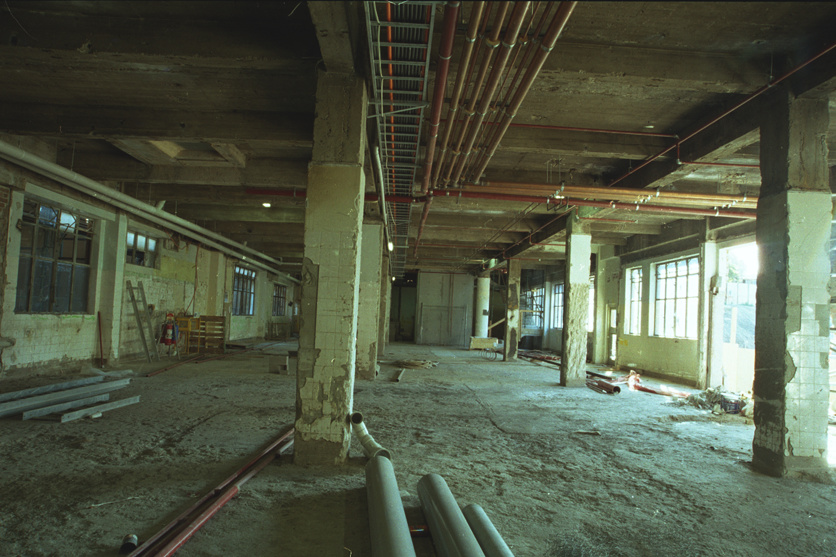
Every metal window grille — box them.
[552,283,564,328]
[232,266,256,316]
[15,199,93,314]
[126,229,158,268]
[272,284,287,317]
[625,267,642,335]
[653,256,699,339]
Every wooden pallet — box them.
[188,316,226,354]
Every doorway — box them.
[718,242,758,392]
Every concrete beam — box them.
[308,1,358,74]
[3,102,313,144]
[173,204,305,224]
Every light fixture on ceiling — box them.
[391,276,396,282]
[387,241,394,252]
[262,202,271,208]
[644,124,655,129]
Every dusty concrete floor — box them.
[1,341,835,557]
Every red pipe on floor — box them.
[129,428,294,557]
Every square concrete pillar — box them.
[503,258,521,361]
[753,90,831,476]
[561,213,591,387]
[378,253,391,358]
[295,72,367,466]
[697,240,717,390]
[356,221,383,380]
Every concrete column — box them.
[561,213,591,387]
[753,90,831,477]
[357,221,383,380]
[98,213,127,363]
[296,71,367,466]
[697,239,717,389]
[474,276,490,338]
[503,259,521,361]
[378,253,391,358]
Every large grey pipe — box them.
[365,455,416,557]
[350,412,392,460]
[0,139,299,282]
[417,474,485,557]
[462,504,514,557]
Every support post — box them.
[378,253,391,358]
[295,71,367,466]
[474,275,490,338]
[503,259,521,361]
[753,88,831,476]
[561,211,591,387]
[697,238,718,389]
[357,221,383,380]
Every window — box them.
[272,284,287,316]
[521,286,544,328]
[126,229,157,267]
[232,266,256,316]
[15,200,92,314]
[552,283,564,328]
[653,256,699,339]
[625,267,643,335]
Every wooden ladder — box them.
[126,280,160,362]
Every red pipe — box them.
[608,39,836,188]
[421,1,461,194]
[471,2,577,182]
[444,2,510,186]
[451,1,531,185]
[130,428,294,557]
[431,2,485,189]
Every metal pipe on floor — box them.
[351,412,392,460]
[462,504,514,557]
[366,455,417,557]
[417,473,486,557]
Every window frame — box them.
[552,282,564,329]
[521,286,545,329]
[652,255,700,339]
[126,228,159,268]
[15,199,93,315]
[232,266,256,316]
[625,266,643,335]
[272,284,287,317]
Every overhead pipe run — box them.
[431,2,486,190]
[366,455,417,557]
[0,139,299,283]
[351,412,392,460]
[421,1,461,194]
[470,1,577,183]
[418,473,486,557]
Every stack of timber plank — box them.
[0,376,139,422]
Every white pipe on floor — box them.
[350,412,392,460]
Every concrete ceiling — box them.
[1,1,834,276]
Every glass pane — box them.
[76,238,91,264]
[59,236,75,261]
[21,200,37,223]
[71,266,90,313]
[127,231,135,247]
[665,299,675,336]
[675,298,686,337]
[689,257,699,275]
[37,229,56,258]
[137,235,146,249]
[31,259,53,312]
[39,206,57,227]
[133,249,146,266]
[19,224,34,256]
[676,275,687,298]
[15,256,32,312]
[688,274,698,297]
[686,298,698,338]
[148,238,156,252]
[656,277,665,300]
[654,300,664,335]
[59,212,76,231]
[677,259,686,276]
[53,262,72,313]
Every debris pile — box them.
[393,360,438,369]
[678,387,750,415]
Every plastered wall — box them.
[415,272,474,347]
